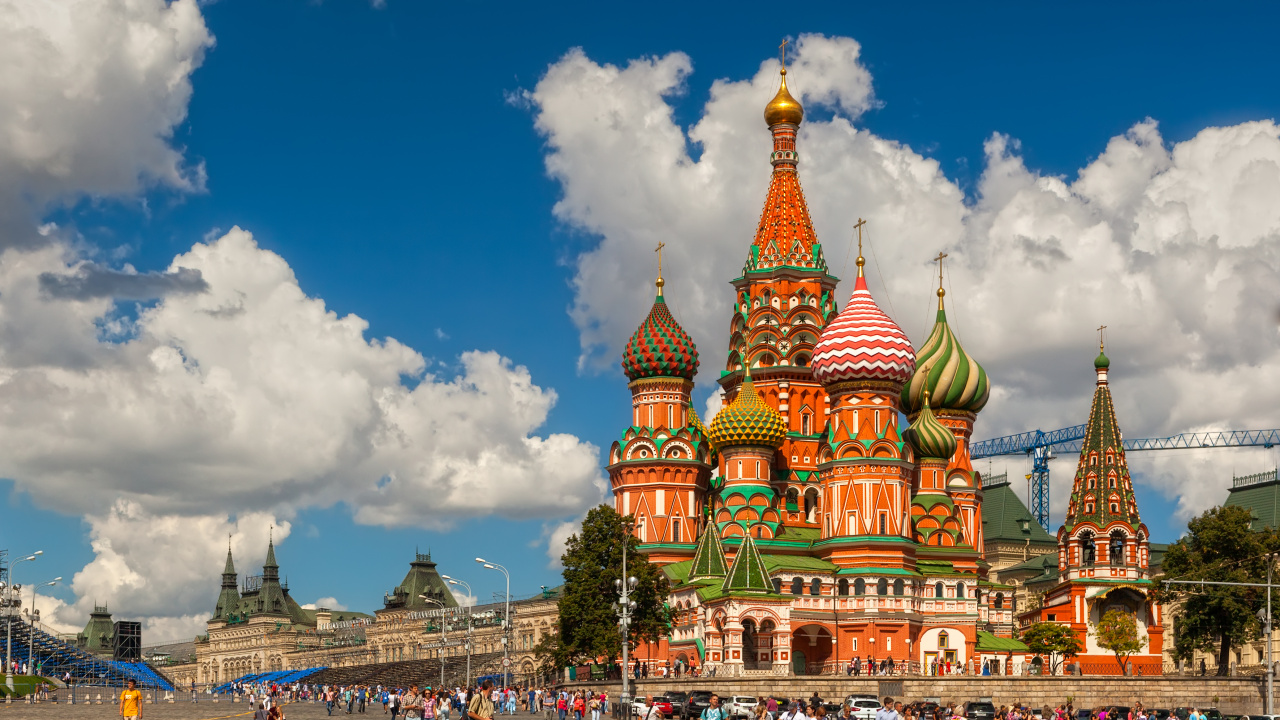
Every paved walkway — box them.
[0,699,368,720]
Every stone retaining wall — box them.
[563,677,1266,715]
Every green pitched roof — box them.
[1226,475,1280,531]
[761,553,837,574]
[976,630,1028,652]
[981,479,1056,545]
[689,526,729,580]
[383,552,458,610]
[722,531,773,593]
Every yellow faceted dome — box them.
[708,373,787,450]
[764,69,804,127]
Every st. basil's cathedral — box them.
[608,64,1165,676]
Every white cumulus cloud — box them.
[528,36,1280,525]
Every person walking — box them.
[469,681,497,720]
[120,679,144,720]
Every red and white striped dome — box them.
[812,274,916,386]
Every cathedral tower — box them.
[810,245,917,570]
[721,63,840,531]
[213,541,241,621]
[609,263,713,563]
[900,263,990,573]
[708,369,788,540]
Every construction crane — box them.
[970,426,1280,532]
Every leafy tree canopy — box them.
[1095,608,1147,675]
[1159,505,1280,675]
[1021,622,1082,672]
[541,505,671,669]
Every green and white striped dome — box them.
[903,390,957,461]
[902,294,989,415]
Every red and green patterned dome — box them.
[621,288,700,381]
[902,290,989,414]
[708,372,787,450]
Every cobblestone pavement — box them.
[0,699,367,720]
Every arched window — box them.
[957,582,965,599]
[810,578,822,596]
[1110,476,1117,488]
[854,578,866,595]
[771,578,783,594]
[877,578,888,596]
[893,579,905,596]
[801,411,812,436]
[935,582,944,598]
[1081,531,1096,565]
[994,592,1004,609]
[790,577,803,595]
[1110,531,1126,565]
[938,631,949,649]
[838,579,849,596]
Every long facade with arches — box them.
[609,64,1031,677]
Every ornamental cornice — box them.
[826,379,905,397]
[628,377,695,393]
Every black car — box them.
[685,692,714,720]
[1150,712,1173,720]
[964,703,997,720]
[665,693,688,719]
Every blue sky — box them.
[3,1,1280,638]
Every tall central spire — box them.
[747,61,826,274]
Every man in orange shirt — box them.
[120,679,143,720]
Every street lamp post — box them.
[419,595,447,689]
[4,551,42,692]
[442,576,473,689]
[613,522,637,717]
[476,559,510,688]
[26,579,61,678]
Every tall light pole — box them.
[26,578,61,677]
[442,576,473,689]
[476,559,510,688]
[419,595,447,689]
[4,551,41,692]
[613,522,637,716]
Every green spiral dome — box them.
[902,300,989,414]
[903,390,958,461]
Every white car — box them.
[848,700,881,720]
[723,697,758,720]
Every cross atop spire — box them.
[655,241,666,295]
[934,251,949,308]
[779,38,789,70]
[1098,324,1107,351]
[853,218,867,277]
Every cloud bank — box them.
[528,34,1280,526]
[1,0,605,640]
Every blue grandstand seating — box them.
[0,618,174,690]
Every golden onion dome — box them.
[764,69,804,127]
[708,371,787,450]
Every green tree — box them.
[1021,622,1082,673]
[1158,505,1279,675]
[545,505,670,668]
[1094,609,1147,675]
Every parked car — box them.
[963,703,997,720]
[1149,711,1173,720]
[846,696,880,705]
[685,692,715,720]
[665,693,688,719]
[1205,710,1225,720]
[633,697,673,718]
[850,700,882,720]
[723,697,758,719]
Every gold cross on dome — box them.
[655,241,665,276]
[934,251,949,288]
[779,39,789,68]
[853,217,866,256]
[1098,324,1107,351]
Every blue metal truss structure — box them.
[971,427,1280,532]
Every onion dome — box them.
[708,370,787,450]
[903,390,957,461]
[901,286,990,414]
[1095,350,1110,369]
[811,256,916,386]
[621,280,699,381]
[764,68,804,127]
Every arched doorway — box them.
[790,624,833,675]
[742,619,759,670]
